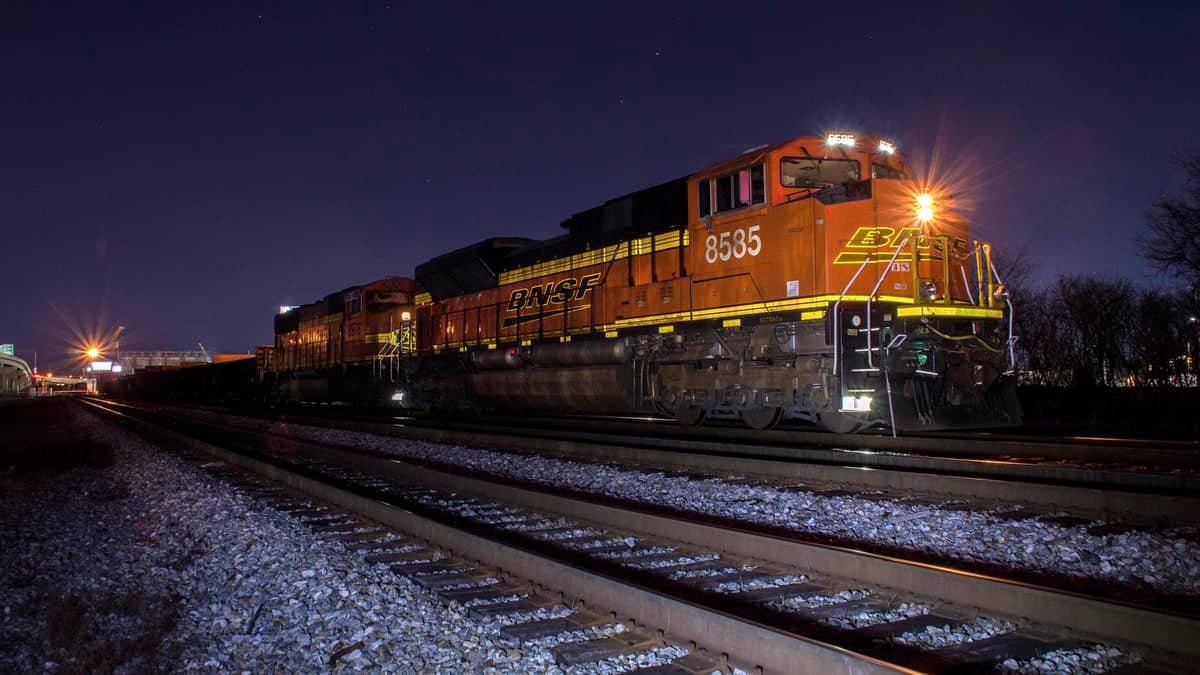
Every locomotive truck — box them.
[264,132,1021,433]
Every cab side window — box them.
[698,163,766,217]
[344,290,362,315]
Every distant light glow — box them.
[279,305,299,315]
[826,133,855,148]
[86,347,100,359]
[878,140,895,154]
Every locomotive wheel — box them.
[674,404,706,427]
[818,411,864,434]
[741,406,783,430]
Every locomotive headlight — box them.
[841,395,872,412]
[391,390,406,402]
[920,280,938,300]
[915,193,934,223]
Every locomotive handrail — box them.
[961,242,997,308]
[988,258,1018,374]
[831,251,877,392]
[960,240,1018,372]
[959,265,975,305]
[865,234,913,370]
[883,332,908,437]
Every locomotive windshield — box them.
[871,163,907,179]
[780,157,861,188]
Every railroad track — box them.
[148,398,1200,524]
[82,398,1197,673]
[245,404,1200,468]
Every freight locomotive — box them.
[263,132,1021,433]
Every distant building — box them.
[115,349,212,374]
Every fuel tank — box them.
[468,364,637,414]
[528,340,629,366]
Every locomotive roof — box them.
[415,237,537,301]
[692,133,896,178]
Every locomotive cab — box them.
[666,132,1020,432]
[265,277,420,406]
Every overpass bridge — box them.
[0,353,33,396]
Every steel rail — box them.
[398,419,1200,492]
[84,398,1200,660]
[243,407,1200,523]
[159,399,1200,466]
[367,408,1200,467]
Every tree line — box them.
[1000,148,1200,388]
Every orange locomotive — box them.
[267,276,421,403]
[268,132,1020,432]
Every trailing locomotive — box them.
[263,132,1021,433]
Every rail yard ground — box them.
[3,396,1198,672]
[0,399,179,671]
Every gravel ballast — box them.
[205,412,1200,600]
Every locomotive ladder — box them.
[374,322,418,383]
[375,341,399,382]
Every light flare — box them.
[47,298,126,373]
[888,113,1017,243]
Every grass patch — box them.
[0,399,115,473]
[42,590,179,673]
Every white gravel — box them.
[821,602,929,630]
[999,645,1139,673]
[775,588,872,610]
[892,616,1016,648]
[207,411,1200,598]
[0,409,696,673]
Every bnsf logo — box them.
[507,273,602,311]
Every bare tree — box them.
[991,243,1037,302]
[1138,149,1200,290]
[1128,288,1186,386]
[1013,285,1072,385]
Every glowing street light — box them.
[86,347,101,360]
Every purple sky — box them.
[3,2,1198,370]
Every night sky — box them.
[3,2,1198,370]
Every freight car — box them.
[104,355,258,403]
[263,132,1021,433]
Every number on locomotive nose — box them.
[705,225,762,264]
